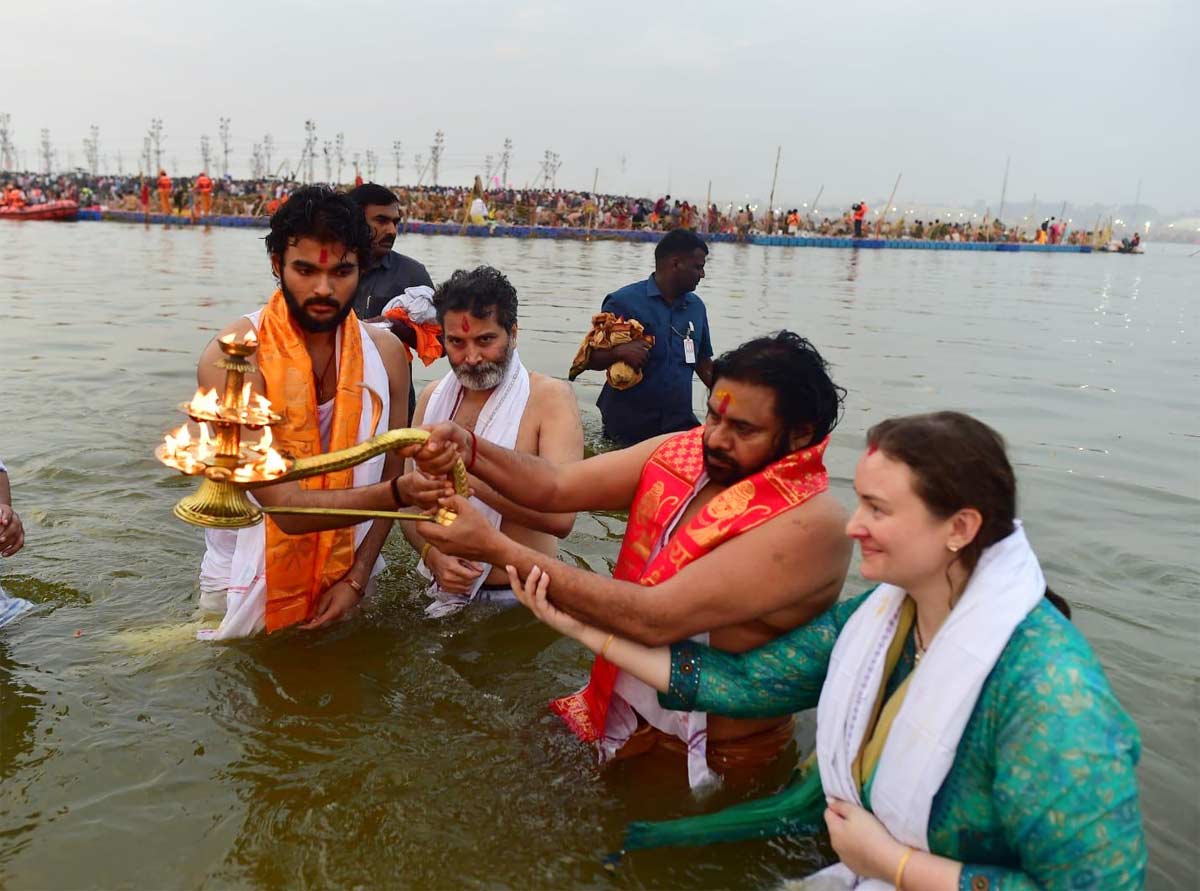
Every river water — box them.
[0,222,1195,889]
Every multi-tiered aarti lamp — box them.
[157,331,466,529]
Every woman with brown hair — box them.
[508,412,1145,889]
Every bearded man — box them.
[401,265,583,616]
[195,185,443,639]
[416,332,851,787]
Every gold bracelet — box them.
[600,632,615,660]
[894,847,914,891]
[420,541,433,564]
[344,577,365,598]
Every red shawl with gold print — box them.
[550,426,830,741]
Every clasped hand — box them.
[0,504,24,558]
[823,797,908,882]
[410,421,472,478]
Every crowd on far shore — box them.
[2,169,1113,246]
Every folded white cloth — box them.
[380,286,437,325]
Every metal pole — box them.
[766,145,781,232]
[997,155,1010,225]
[876,172,902,236]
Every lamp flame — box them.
[189,387,221,416]
[241,382,252,408]
[219,333,236,345]
[233,466,256,482]
[253,393,273,412]
[259,447,289,478]
[197,423,215,460]
[243,330,258,346]
[254,426,274,452]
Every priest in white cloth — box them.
[401,265,583,617]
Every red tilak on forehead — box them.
[318,248,328,264]
[714,389,732,415]
[460,316,470,333]
[867,443,879,456]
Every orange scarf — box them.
[550,427,830,740]
[257,289,365,631]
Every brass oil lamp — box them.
[157,331,466,528]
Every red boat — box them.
[0,200,79,221]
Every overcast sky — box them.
[3,0,1195,213]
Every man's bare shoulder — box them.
[213,316,257,342]
[527,372,575,404]
[364,322,406,365]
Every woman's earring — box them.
[947,543,960,553]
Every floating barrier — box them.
[76,210,1092,253]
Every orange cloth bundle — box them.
[568,312,654,390]
[382,307,444,367]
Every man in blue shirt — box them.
[588,230,714,446]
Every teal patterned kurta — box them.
[659,592,1146,890]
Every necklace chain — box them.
[313,348,336,401]
[914,621,926,663]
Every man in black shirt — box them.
[349,183,436,418]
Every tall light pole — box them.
[200,134,212,173]
[302,119,317,183]
[262,133,274,177]
[365,149,377,181]
[250,143,264,179]
[500,137,512,188]
[430,130,444,185]
[0,113,13,171]
[148,117,164,171]
[218,117,232,178]
[83,124,100,174]
[40,128,53,174]
[334,132,345,184]
[322,140,333,183]
[392,140,403,186]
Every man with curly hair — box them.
[194,186,444,639]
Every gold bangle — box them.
[345,577,365,598]
[420,541,433,564]
[894,847,914,891]
[600,632,615,660]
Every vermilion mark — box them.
[867,443,878,456]
[318,248,328,264]
[460,316,470,333]
[715,390,732,414]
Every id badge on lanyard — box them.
[683,321,696,365]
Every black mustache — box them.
[303,299,339,310]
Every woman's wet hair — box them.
[711,331,845,444]
[264,185,373,270]
[866,411,1069,617]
